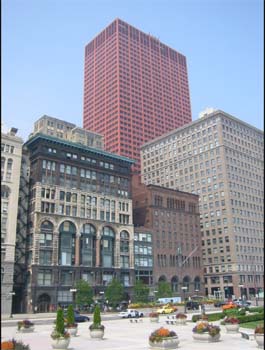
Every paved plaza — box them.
[1,314,258,350]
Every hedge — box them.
[247,307,264,314]
[237,313,264,323]
[223,308,246,316]
[192,312,225,322]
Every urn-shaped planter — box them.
[65,326,78,337]
[192,333,221,342]
[51,337,70,349]
[150,317,159,323]
[176,318,187,325]
[255,334,264,349]
[90,328,104,339]
[18,326,35,333]
[149,336,179,349]
[224,324,239,333]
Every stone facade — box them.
[21,124,135,312]
[1,128,23,316]
[140,110,264,299]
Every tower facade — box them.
[140,110,264,300]
[83,18,192,170]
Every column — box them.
[75,234,80,266]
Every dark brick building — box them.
[132,175,204,298]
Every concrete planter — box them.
[176,318,187,325]
[255,334,264,349]
[18,326,35,333]
[65,326,78,336]
[51,337,70,349]
[90,328,104,339]
[150,317,159,323]
[192,333,221,342]
[149,336,179,349]
[224,324,239,333]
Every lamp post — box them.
[9,292,16,318]
[70,288,77,310]
[181,286,188,313]
[238,284,244,301]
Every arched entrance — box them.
[37,294,51,312]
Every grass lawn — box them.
[240,321,264,329]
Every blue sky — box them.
[2,0,264,140]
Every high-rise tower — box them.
[83,18,192,170]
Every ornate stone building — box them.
[21,118,135,312]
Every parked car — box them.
[186,301,199,310]
[156,305,175,314]
[64,310,90,323]
[214,300,226,307]
[222,302,238,310]
[118,309,144,318]
[234,300,251,308]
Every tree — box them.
[75,279,93,307]
[133,280,150,303]
[157,281,172,298]
[105,278,124,307]
[66,304,75,326]
[55,308,65,335]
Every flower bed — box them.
[149,328,179,349]
[1,339,30,350]
[17,320,34,332]
[192,322,221,342]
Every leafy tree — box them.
[105,278,124,307]
[55,308,65,335]
[133,280,150,303]
[75,279,93,307]
[157,281,172,298]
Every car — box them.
[235,300,251,308]
[118,309,144,318]
[64,310,90,323]
[156,305,175,314]
[186,301,199,310]
[214,301,226,307]
[222,302,238,310]
[165,303,178,312]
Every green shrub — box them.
[223,308,246,316]
[93,304,101,326]
[192,312,225,322]
[66,304,75,325]
[55,308,65,335]
[247,307,264,314]
[237,313,264,323]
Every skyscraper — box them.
[140,110,264,300]
[83,18,192,170]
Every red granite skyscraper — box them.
[83,19,192,170]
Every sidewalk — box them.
[1,315,256,350]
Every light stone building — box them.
[141,110,264,300]
[1,128,23,316]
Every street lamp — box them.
[181,286,188,313]
[238,284,244,301]
[9,292,15,318]
[70,288,77,309]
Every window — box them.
[39,250,52,265]
[37,270,52,285]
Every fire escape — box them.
[13,155,30,313]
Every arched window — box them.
[101,226,115,268]
[59,221,76,266]
[183,276,190,292]
[171,276,179,292]
[120,230,129,268]
[80,224,96,266]
[194,276,201,291]
[120,231,129,253]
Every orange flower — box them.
[157,328,170,337]
[1,341,14,350]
